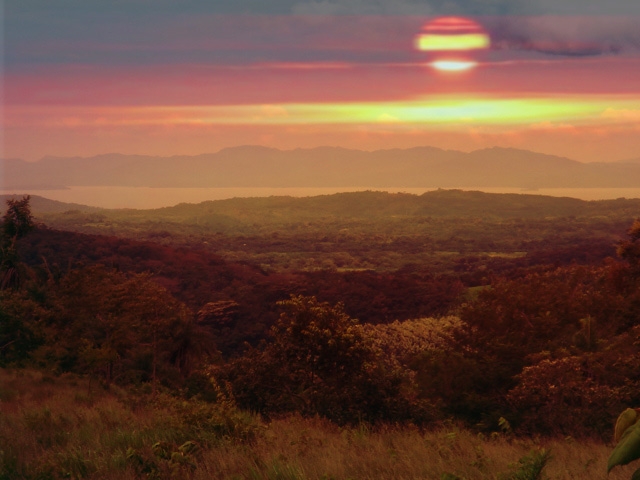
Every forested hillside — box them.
[8,190,629,276]
[3,192,640,478]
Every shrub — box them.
[221,295,430,424]
[506,355,627,437]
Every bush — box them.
[221,295,431,424]
[506,354,628,437]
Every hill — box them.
[27,190,628,286]
[0,194,101,214]
[5,190,640,446]
[5,146,640,188]
[38,189,640,229]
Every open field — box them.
[0,368,635,480]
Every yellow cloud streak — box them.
[8,95,640,129]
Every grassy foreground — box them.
[0,369,634,480]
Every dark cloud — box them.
[486,17,640,57]
[7,0,640,17]
[3,13,423,69]
[290,0,640,15]
[4,0,640,71]
[5,0,297,16]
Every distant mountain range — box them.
[4,146,640,189]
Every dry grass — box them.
[196,417,636,480]
[0,368,637,480]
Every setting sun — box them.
[415,17,490,73]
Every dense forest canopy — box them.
[3,190,640,440]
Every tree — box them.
[0,196,35,289]
[222,295,427,424]
[2,195,34,241]
[42,265,213,387]
[0,292,43,365]
[506,354,627,437]
[616,219,640,290]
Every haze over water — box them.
[2,186,640,210]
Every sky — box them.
[3,0,640,163]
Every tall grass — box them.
[0,368,636,479]
[199,418,631,480]
[0,368,259,479]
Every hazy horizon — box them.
[5,144,639,165]
[4,1,640,166]
[5,186,640,210]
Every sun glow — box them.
[430,60,477,72]
[10,95,637,129]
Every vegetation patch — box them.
[4,193,640,478]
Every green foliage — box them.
[23,407,72,448]
[615,408,640,443]
[222,295,427,424]
[451,260,640,433]
[7,197,640,439]
[573,315,598,352]
[0,293,42,366]
[498,417,512,435]
[0,369,265,479]
[410,348,485,419]
[169,396,261,444]
[39,190,627,279]
[362,316,464,366]
[617,219,640,274]
[1,196,35,290]
[37,265,214,387]
[500,448,551,480]
[507,355,627,436]
[248,460,305,480]
[0,447,20,480]
[609,409,640,473]
[127,439,198,479]
[459,265,617,365]
[2,195,34,241]
[54,447,96,479]
[1,367,636,479]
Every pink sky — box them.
[4,14,640,162]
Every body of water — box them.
[2,186,640,210]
